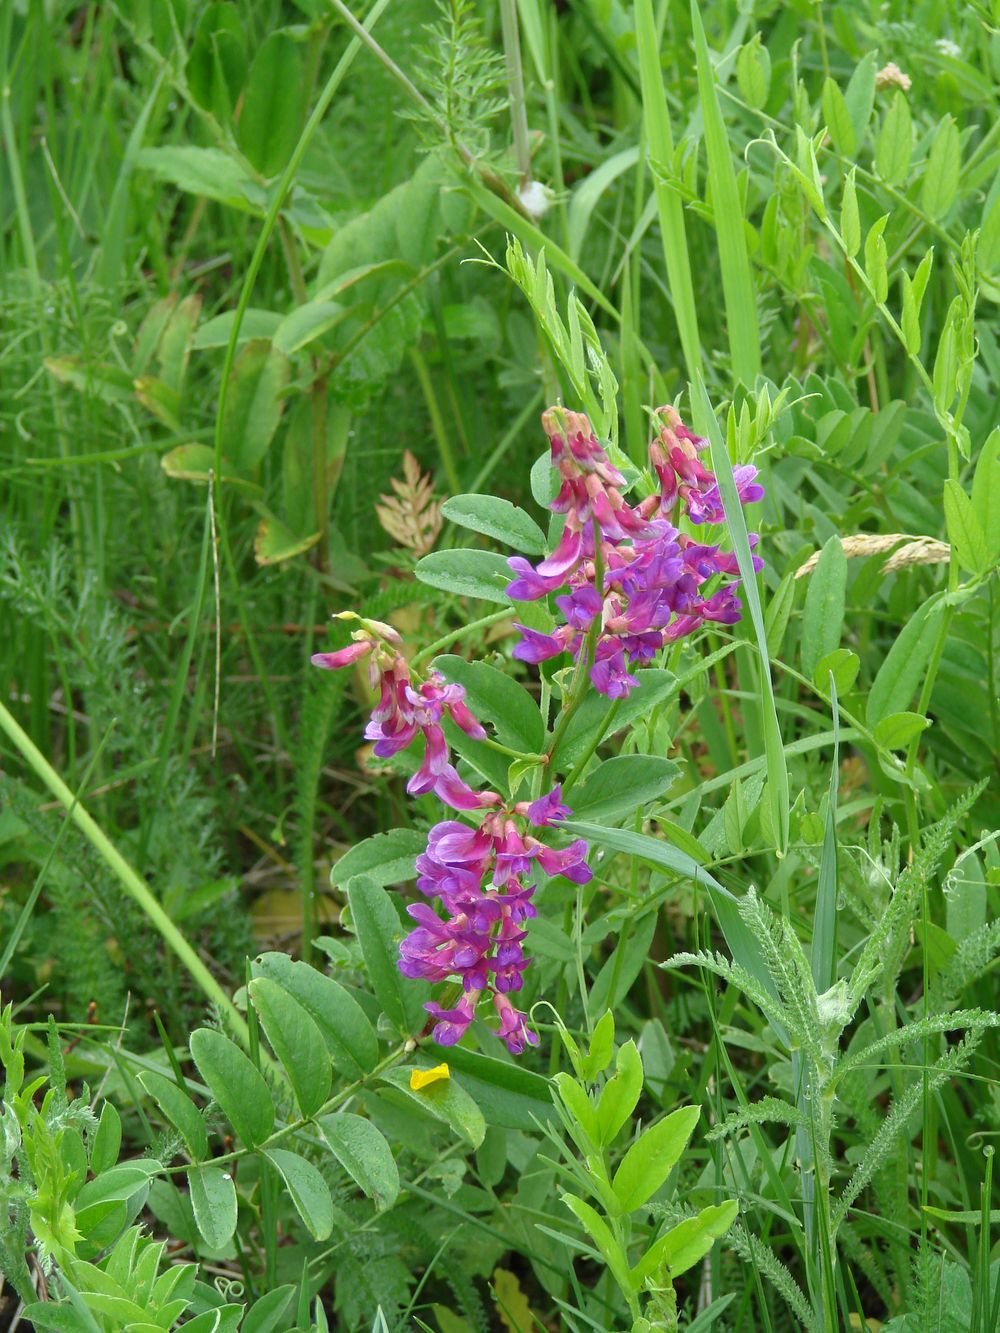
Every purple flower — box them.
[425,994,478,1046]
[511,623,569,664]
[493,993,538,1055]
[590,639,641,699]
[525,785,572,827]
[311,640,372,670]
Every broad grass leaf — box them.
[611,1105,700,1214]
[138,1071,208,1161]
[876,92,912,185]
[379,1066,486,1147]
[570,756,679,824]
[434,655,544,754]
[694,374,788,856]
[567,146,641,261]
[866,595,940,727]
[415,550,513,605]
[189,1028,274,1147]
[347,876,429,1036]
[329,828,425,890]
[248,977,332,1117]
[186,4,247,122]
[317,1112,399,1210]
[801,535,847,679]
[563,820,784,1034]
[691,1,760,382]
[221,340,290,473]
[921,117,961,221]
[251,952,379,1078]
[440,494,546,554]
[188,1166,237,1250]
[635,0,701,378]
[262,1148,334,1240]
[272,300,349,355]
[239,32,304,178]
[630,1201,738,1286]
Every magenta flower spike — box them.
[505,405,765,699]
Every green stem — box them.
[0,700,246,1041]
[409,346,461,495]
[162,1042,408,1175]
[499,0,531,185]
[410,609,513,668]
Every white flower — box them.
[517,180,555,220]
[936,38,961,58]
[875,61,912,91]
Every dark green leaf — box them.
[347,876,429,1036]
[867,596,941,728]
[248,977,332,1117]
[251,952,379,1078]
[239,32,303,178]
[571,755,679,824]
[876,92,912,185]
[379,1066,486,1147]
[189,1028,274,1147]
[801,536,847,679]
[139,1071,208,1161]
[434,655,544,754]
[262,1148,334,1240]
[221,340,290,473]
[188,1165,238,1251]
[317,1112,400,1210]
[440,495,546,554]
[630,1201,738,1286]
[329,828,425,890]
[414,549,513,604]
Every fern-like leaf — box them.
[727,1222,818,1331]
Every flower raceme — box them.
[313,405,764,1053]
[312,615,591,1053]
[507,406,764,699]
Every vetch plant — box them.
[313,401,765,1054]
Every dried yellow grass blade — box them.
[795,534,950,578]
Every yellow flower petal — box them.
[409,1063,450,1090]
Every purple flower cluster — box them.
[313,618,591,1054]
[313,619,499,813]
[400,789,590,1053]
[507,407,764,699]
